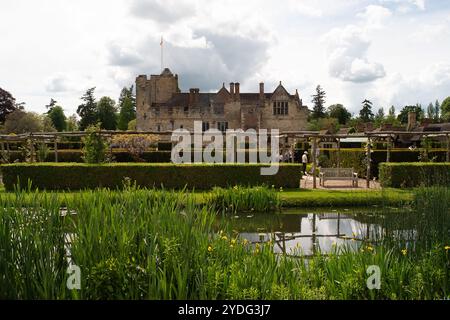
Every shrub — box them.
[1,163,303,191]
[379,162,450,188]
[82,124,109,163]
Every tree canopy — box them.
[397,105,425,124]
[359,99,374,122]
[97,96,117,130]
[310,85,326,119]
[77,87,98,131]
[0,87,18,124]
[327,104,351,125]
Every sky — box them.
[1,0,450,117]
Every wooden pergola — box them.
[1,130,449,189]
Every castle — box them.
[136,68,309,132]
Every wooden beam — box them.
[54,139,58,163]
[312,137,317,189]
[447,134,450,162]
[366,137,371,189]
[386,136,391,163]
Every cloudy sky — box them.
[1,0,450,116]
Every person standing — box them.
[302,151,308,175]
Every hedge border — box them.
[379,162,450,188]
[1,163,303,191]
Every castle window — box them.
[217,121,228,133]
[170,120,174,130]
[273,101,289,115]
[184,106,189,113]
[202,121,210,132]
[213,104,224,115]
[156,124,161,132]
[155,107,160,116]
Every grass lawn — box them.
[278,188,414,208]
[0,185,414,208]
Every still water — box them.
[221,209,408,257]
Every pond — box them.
[220,208,415,257]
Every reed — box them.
[0,186,448,299]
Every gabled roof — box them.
[271,82,290,98]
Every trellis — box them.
[1,130,449,189]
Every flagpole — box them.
[160,36,163,73]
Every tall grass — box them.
[204,185,281,214]
[0,186,448,299]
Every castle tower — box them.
[136,68,179,130]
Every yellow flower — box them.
[366,246,374,252]
[231,239,237,245]
[243,239,249,245]
[221,235,228,241]
[279,187,283,192]
[233,185,238,190]
[401,249,407,256]
[230,244,234,248]
[444,246,450,251]
[208,245,213,252]
[271,185,275,189]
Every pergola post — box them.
[447,134,450,162]
[54,138,58,163]
[386,136,391,163]
[337,137,341,174]
[366,137,371,189]
[29,135,35,163]
[312,137,317,189]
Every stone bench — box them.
[319,168,358,187]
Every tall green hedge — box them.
[379,162,450,188]
[1,163,303,191]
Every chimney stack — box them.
[230,83,235,95]
[235,82,240,100]
[259,82,264,101]
[189,88,195,105]
[407,111,417,131]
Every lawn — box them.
[0,185,414,209]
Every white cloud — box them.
[322,25,386,83]
[368,63,450,108]
[379,0,426,11]
[409,23,450,42]
[357,5,392,29]
[45,75,71,93]
[129,0,196,24]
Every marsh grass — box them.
[204,185,281,214]
[0,185,448,299]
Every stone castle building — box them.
[136,68,309,132]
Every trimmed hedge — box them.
[1,163,303,191]
[379,162,450,188]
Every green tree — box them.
[434,100,441,121]
[118,96,136,130]
[66,114,79,131]
[426,102,435,120]
[47,105,66,131]
[127,119,137,131]
[327,104,351,125]
[4,110,43,133]
[374,107,385,127]
[441,97,450,121]
[0,87,18,124]
[97,96,117,130]
[388,105,395,117]
[311,85,326,119]
[397,104,425,124]
[82,124,108,163]
[77,87,98,131]
[359,99,374,122]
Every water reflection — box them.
[228,212,387,257]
